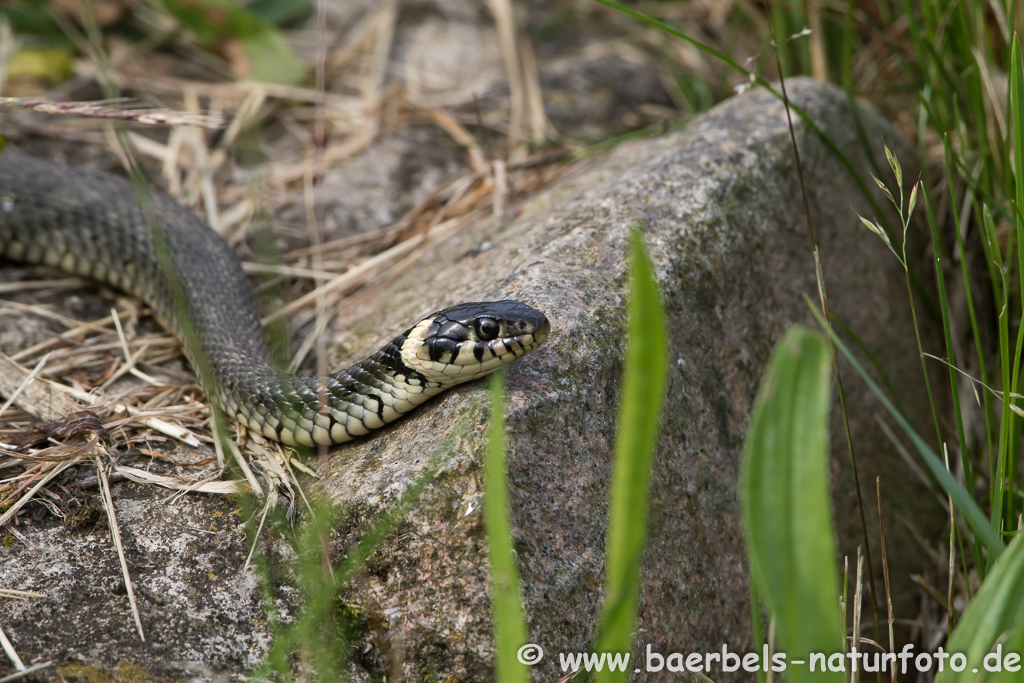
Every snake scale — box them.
[0,154,549,447]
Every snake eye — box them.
[476,318,499,341]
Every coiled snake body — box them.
[0,154,549,447]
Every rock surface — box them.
[0,487,272,680]
[313,77,943,679]
[0,78,945,681]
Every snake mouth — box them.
[534,317,551,344]
[521,316,550,352]
[502,305,549,356]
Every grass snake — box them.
[0,154,549,447]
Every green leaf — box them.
[594,227,668,683]
[936,536,1024,682]
[246,0,313,25]
[485,370,529,683]
[159,0,304,84]
[239,29,305,85]
[161,0,264,42]
[740,326,844,683]
[7,47,75,85]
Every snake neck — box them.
[222,334,447,447]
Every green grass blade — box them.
[1002,33,1024,545]
[594,228,668,682]
[254,501,346,680]
[921,185,972,496]
[809,304,1004,556]
[740,326,844,683]
[591,0,885,224]
[830,315,908,419]
[485,369,529,683]
[936,151,989,575]
[252,466,440,679]
[936,536,1024,682]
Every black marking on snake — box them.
[376,338,429,388]
[364,394,385,421]
[437,320,463,339]
[429,338,457,363]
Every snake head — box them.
[400,300,550,384]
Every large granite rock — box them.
[0,78,944,680]
[316,77,943,678]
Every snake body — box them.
[0,154,549,446]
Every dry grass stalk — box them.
[288,296,332,375]
[243,495,275,571]
[16,336,177,366]
[326,3,391,75]
[0,355,51,423]
[0,278,88,295]
[361,0,397,101]
[110,405,201,448]
[0,97,224,128]
[0,19,14,96]
[943,445,956,645]
[418,103,487,173]
[0,459,77,528]
[240,261,336,281]
[108,308,166,389]
[95,455,145,641]
[806,0,827,82]
[125,75,366,116]
[876,476,896,683]
[0,590,42,600]
[488,0,524,150]
[269,108,382,186]
[261,213,469,327]
[43,378,204,449]
[0,621,24,671]
[0,661,54,682]
[517,33,553,142]
[0,352,80,423]
[0,296,110,334]
[493,159,508,219]
[909,574,958,616]
[221,428,263,497]
[9,314,121,364]
[117,465,239,495]
[852,545,863,666]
